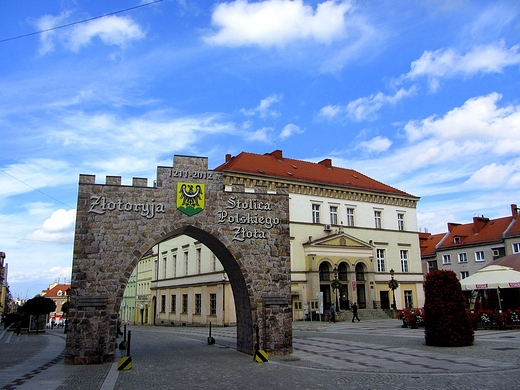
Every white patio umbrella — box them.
[460,265,520,290]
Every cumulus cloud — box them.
[279,123,304,139]
[318,87,415,122]
[240,94,283,119]
[203,0,352,47]
[245,127,274,142]
[36,13,145,54]
[403,92,520,145]
[399,42,520,92]
[356,136,392,153]
[25,209,76,244]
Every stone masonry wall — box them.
[65,155,292,364]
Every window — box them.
[458,253,467,263]
[454,237,460,244]
[397,213,405,231]
[427,261,438,271]
[161,295,166,312]
[460,271,469,279]
[404,291,413,308]
[210,293,217,316]
[319,263,331,281]
[346,208,355,226]
[212,254,217,272]
[442,254,451,265]
[294,301,302,310]
[162,255,167,279]
[312,204,320,224]
[184,251,189,276]
[330,206,338,225]
[195,294,201,314]
[376,249,386,272]
[196,248,202,274]
[172,253,177,278]
[171,295,176,313]
[400,250,409,273]
[475,251,485,262]
[182,294,188,313]
[374,210,382,229]
[513,242,520,254]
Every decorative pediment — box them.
[304,233,373,249]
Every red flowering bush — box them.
[424,270,474,347]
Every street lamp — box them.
[389,269,399,310]
[333,266,339,312]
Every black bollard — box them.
[207,322,215,345]
[127,330,131,357]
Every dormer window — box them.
[454,237,460,244]
[57,290,63,296]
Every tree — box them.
[20,295,57,334]
[424,270,474,347]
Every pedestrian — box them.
[117,317,124,337]
[329,304,336,323]
[351,302,360,322]
[16,321,22,336]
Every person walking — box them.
[329,304,336,323]
[351,302,360,322]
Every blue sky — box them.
[1,0,520,299]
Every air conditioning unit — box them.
[324,224,331,231]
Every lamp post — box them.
[389,269,398,310]
[333,266,339,312]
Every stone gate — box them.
[65,155,292,364]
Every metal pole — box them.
[127,330,131,357]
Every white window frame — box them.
[312,204,321,224]
[374,210,382,229]
[330,205,338,225]
[400,250,409,273]
[458,252,468,263]
[475,251,485,262]
[442,254,451,265]
[513,242,520,254]
[346,207,355,226]
[397,213,405,231]
[460,271,469,279]
[376,249,386,272]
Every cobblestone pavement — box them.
[1,319,520,389]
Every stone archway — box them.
[65,155,292,364]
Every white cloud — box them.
[36,14,145,54]
[403,93,520,144]
[26,209,76,244]
[245,127,273,142]
[400,42,520,91]
[240,94,283,119]
[464,161,520,189]
[318,87,415,122]
[279,123,304,139]
[204,0,352,47]
[357,136,392,153]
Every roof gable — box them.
[305,233,372,248]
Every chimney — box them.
[473,216,489,234]
[512,204,519,219]
[270,150,283,160]
[225,154,232,162]
[447,223,460,232]
[318,158,332,168]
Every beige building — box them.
[151,235,236,327]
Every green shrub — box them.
[424,270,474,346]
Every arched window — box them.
[355,263,365,281]
[338,262,348,281]
[319,262,331,281]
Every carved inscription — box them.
[217,196,280,242]
[88,196,166,219]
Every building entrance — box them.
[65,155,292,364]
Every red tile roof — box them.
[215,150,416,197]
[41,283,71,297]
[419,232,446,257]
[437,216,514,249]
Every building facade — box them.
[421,204,520,279]
[41,282,71,326]
[215,150,424,317]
